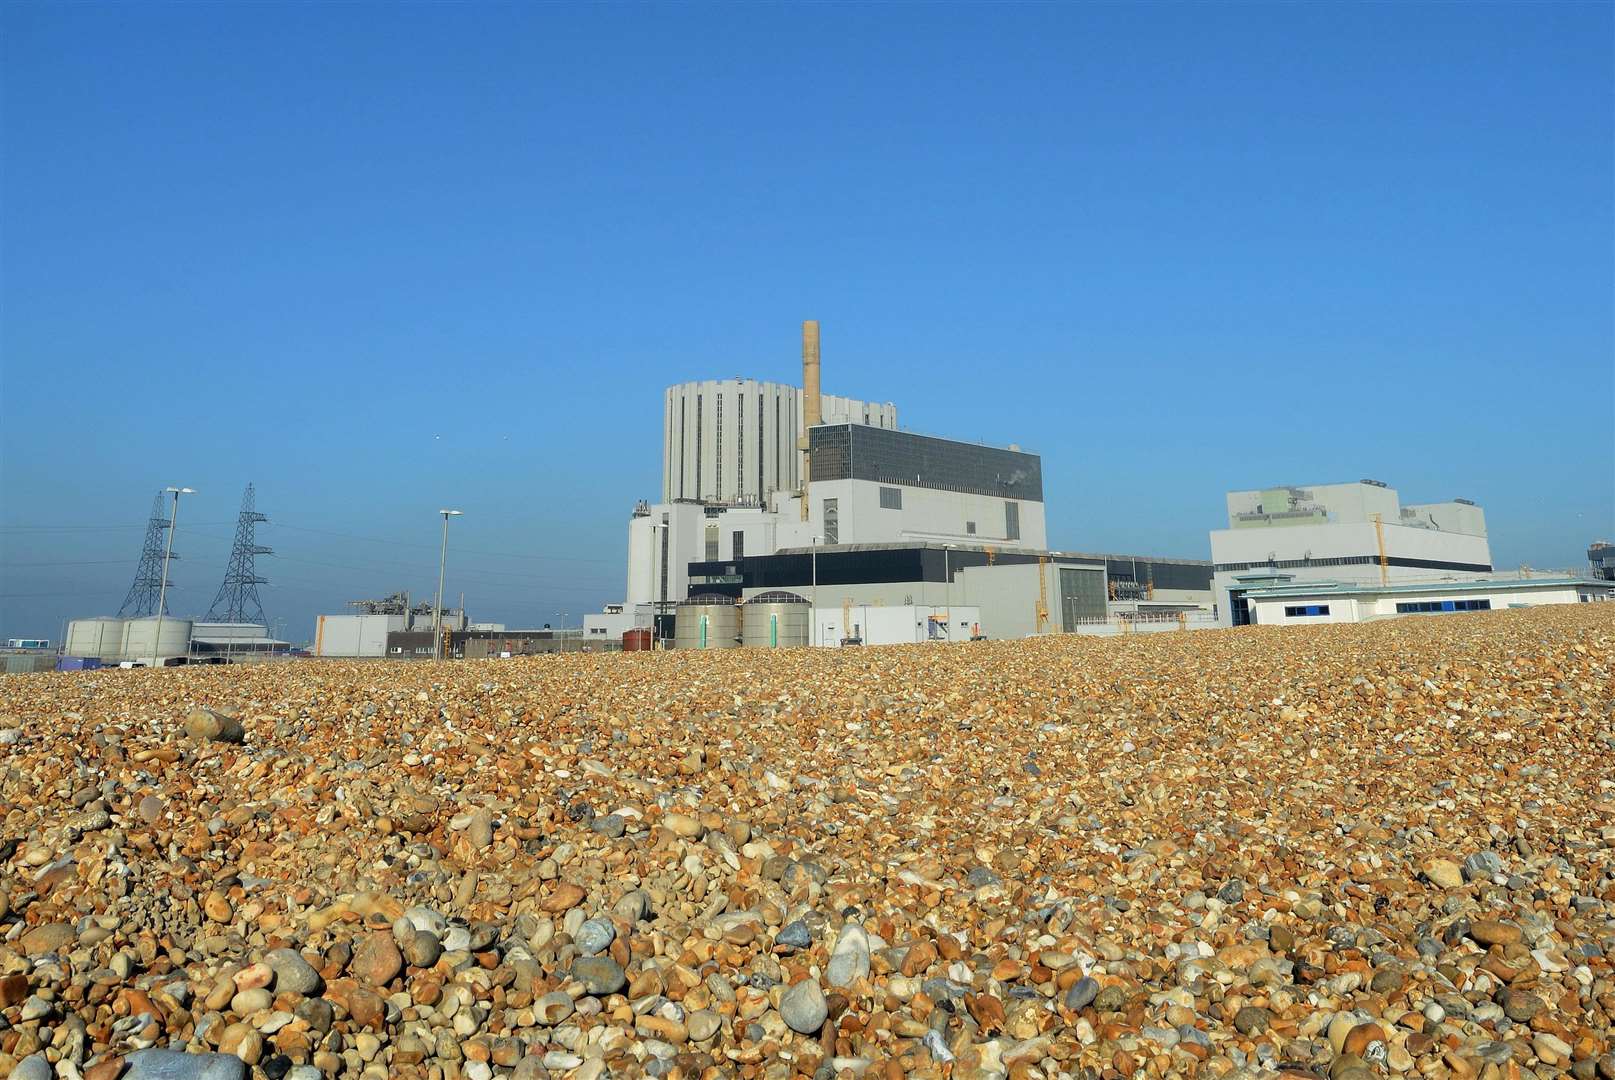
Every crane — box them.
[1036,556,1051,633]
[1371,513,1389,586]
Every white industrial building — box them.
[592,320,1213,646]
[1210,480,1493,627]
[312,602,468,658]
[663,378,896,506]
[1239,576,1612,626]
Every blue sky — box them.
[2,2,1611,641]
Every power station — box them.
[583,321,1215,647]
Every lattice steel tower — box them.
[205,483,272,623]
[118,493,173,617]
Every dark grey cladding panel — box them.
[1104,559,1214,592]
[810,425,1043,502]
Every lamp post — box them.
[433,509,463,661]
[152,487,196,667]
[811,535,821,646]
[647,522,666,649]
[554,612,568,654]
[943,544,958,615]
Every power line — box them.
[1,560,137,568]
[0,521,236,532]
[269,522,618,565]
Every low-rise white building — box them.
[582,603,642,643]
[815,604,982,647]
[1210,480,1493,626]
[1239,576,1612,626]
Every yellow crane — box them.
[1036,556,1051,633]
[1371,513,1389,586]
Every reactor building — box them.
[583,321,1213,647]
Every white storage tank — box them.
[120,617,193,664]
[65,618,126,660]
[673,596,740,650]
[741,592,810,648]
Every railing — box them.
[1062,611,1221,636]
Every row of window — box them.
[1284,604,1331,617]
[1396,599,1491,613]
[1217,555,1493,573]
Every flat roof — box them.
[771,541,1102,562]
[1243,577,1611,599]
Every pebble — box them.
[1233,1005,1269,1035]
[573,916,616,956]
[400,929,442,968]
[350,932,403,986]
[263,948,322,995]
[780,978,828,1034]
[776,919,812,950]
[591,813,626,838]
[1064,975,1099,1010]
[124,1049,247,1079]
[570,956,626,995]
[184,707,245,743]
[826,922,871,987]
[1463,850,1506,882]
[467,808,494,849]
[1470,918,1522,947]
[1423,857,1465,888]
[0,607,1608,1080]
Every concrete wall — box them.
[774,480,1047,551]
[814,604,980,647]
[314,614,405,657]
[662,380,897,505]
[1403,501,1486,536]
[957,562,1049,639]
[1227,482,1403,527]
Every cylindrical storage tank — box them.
[120,617,193,663]
[673,596,740,650]
[622,628,652,652]
[66,617,125,660]
[741,591,811,648]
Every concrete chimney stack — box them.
[802,320,822,430]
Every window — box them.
[807,424,1044,500]
[716,394,723,497]
[705,524,719,562]
[1395,598,1491,614]
[879,486,902,510]
[1283,604,1331,617]
[732,531,744,560]
[966,521,976,534]
[822,498,839,545]
[695,393,703,495]
[1215,555,1493,573]
[1005,501,1020,541]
